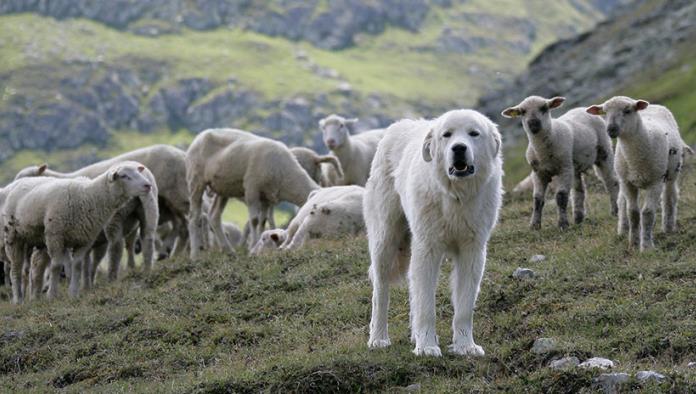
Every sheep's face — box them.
[14,164,48,180]
[587,96,648,138]
[319,115,357,150]
[110,165,152,196]
[501,96,565,135]
[423,110,501,181]
[251,229,286,255]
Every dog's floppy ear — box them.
[491,123,502,156]
[422,128,434,162]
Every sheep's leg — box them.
[594,162,620,217]
[662,180,679,233]
[409,239,444,357]
[107,238,124,282]
[530,172,548,230]
[188,183,207,260]
[622,182,640,249]
[171,215,189,257]
[285,216,312,250]
[82,253,93,291]
[555,171,572,230]
[3,261,10,287]
[617,190,628,235]
[640,184,662,252]
[209,194,235,256]
[68,248,88,299]
[572,171,586,225]
[8,243,27,304]
[266,206,276,229]
[245,194,265,249]
[21,253,30,301]
[46,238,71,301]
[125,231,137,270]
[449,241,485,356]
[29,249,50,301]
[91,243,107,285]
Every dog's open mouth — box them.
[449,162,475,178]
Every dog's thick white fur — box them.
[365,109,503,357]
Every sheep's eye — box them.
[443,129,453,138]
[540,105,548,113]
[469,130,480,137]
[520,109,527,115]
[622,108,631,115]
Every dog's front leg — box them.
[449,243,486,356]
[408,239,443,356]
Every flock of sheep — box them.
[0,94,691,354]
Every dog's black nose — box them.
[607,124,619,137]
[452,144,467,153]
[527,118,542,134]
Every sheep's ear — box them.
[586,105,605,116]
[422,128,434,162]
[635,100,649,111]
[346,118,358,124]
[501,107,521,118]
[110,171,121,181]
[270,233,279,242]
[137,165,145,173]
[548,97,565,109]
[37,163,48,175]
[318,118,326,129]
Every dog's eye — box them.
[622,108,631,115]
[468,130,480,137]
[443,129,453,138]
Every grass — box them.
[2,162,695,392]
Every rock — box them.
[531,338,557,354]
[635,370,665,382]
[593,373,629,394]
[404,383,421,391]
[529,254,546,263]
[688,362,696,368]
[549,356,580,370]
[579,357,615,370]
[513,267,535,279]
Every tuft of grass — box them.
[2,161,695,392]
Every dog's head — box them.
[422,110,501,182]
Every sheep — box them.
[3,163,153,303]
[279,185,365,250]
[319,114,385,186]
[209,221,244,250]
[250,229,288,255]
[15,144,189,255]
[502,96,619,229]
[186,128,320,258]
[587,96,692,251]
[290,146,344,186]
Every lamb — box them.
[15,144,189,255]
[587,96,692,251]
[290,147,344,186]
[186,128,320,258]
[279,185,365,250]
[502,96,620,229]
[3,163,153,303]
[250,229,287,255]
[319,114,385,186]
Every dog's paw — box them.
[367,338,391,349]
[413,345,442,357]
[448,343,485,357]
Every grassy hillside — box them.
[2,164,695,392]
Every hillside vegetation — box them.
[1,162,695,392]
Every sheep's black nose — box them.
[144,184,152,192]
[452,144,467,153]
[607,124,620,138]
[527,119,542,134]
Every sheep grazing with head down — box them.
[587,96,692,251]
[290,147,344,187]
[250,229,288,255]
[186,128,320,258]
[319,114,385,186]
[502,96,619,229]
[3,163,153,303]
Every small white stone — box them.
[532,338,557,354]
[636,370,665,382]
[513,267,535,279]
[529,254,546,263]
[579,357,615,370]
[549,356,580,370]
[688,362,696,368]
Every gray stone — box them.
[579,357,615,370]
[636,370,665,382]
[549,356,580,370]
[688,362,696,368]
[530,254,546,263]
[404,383,421,391]
[594,373,629,394]
[513,267,535,279]
[531,338,557,354]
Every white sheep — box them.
[250,229,287,255]
[209,221,244,250]
[290,146,344,186]
[280,185,365,250]
[502,96,619,229]
[587,96,692,251]
[3,163,153,303]
[186,128,320,258]
[16,144,189,255]
[319,114,385,186]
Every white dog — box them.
[365,109,503,357]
